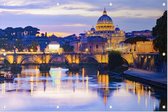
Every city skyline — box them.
[0,0,167,36]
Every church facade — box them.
[86,9,125,51]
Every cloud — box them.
[109,9,163,18]
[0,0,166,34]
[0,0,165,19]
[62,24,88,27]
[0,0,48,6]
[0,7,163,19]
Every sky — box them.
[0,0,167,36]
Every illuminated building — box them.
[126,30,153,38]
[123,41,157,53]
[45,41,63,53]
[81,36,107,53]
[86,8,125,51]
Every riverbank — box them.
[123,68,167,89]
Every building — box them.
[123,40,157,53]
[126,30,153,39]
[45,41,63,53]
[86,8,125,52]
[84,36,107,53]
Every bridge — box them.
[0,52,109,65]
[1,51,159,71]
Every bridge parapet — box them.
[0,52,109,64]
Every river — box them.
[0,66,166,111]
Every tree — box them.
[15,39,24,51]
[61,42,74,52]
[108,51,124,70]
[14,27,24,38]
[4,27,15,38]
[28,41,38,52]
[152,11,167,58]
[0,29,5,38]
[24,26,40,36]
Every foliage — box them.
[0,38,13,51]
[28,41,38,52]
[24,26,40,36]
[61,43,74,52]
[124,36,149,44]
[15,39,24,52]
[0,26,40,39]
[0,26,40,51]
[108,50,124,70]
[152,11,167,58]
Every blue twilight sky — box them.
[0,0,167,36]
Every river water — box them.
[0,66,166,111]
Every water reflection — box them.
[0,66,166,111]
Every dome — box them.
[96,8,115,32]
[97,9,113,24]
[90,27,96,31]
[115,27,120,31]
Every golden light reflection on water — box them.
[124,80,158,109]
[0,66,163,111]
[20,66,97,103]
[1,83,5,95]
[97,72,109,105]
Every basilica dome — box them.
[97,11,113,24]
[96,9,115,32]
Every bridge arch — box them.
[20,56,42,64]
[80,56,99,64]
[121,57,129,67]
[48,55,69,64]
[121,53,134,65]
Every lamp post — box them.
[3,52,6,57]
[162,52,166,57]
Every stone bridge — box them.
[0,52,108,65]
[0,52,136,65]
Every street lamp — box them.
[85,48,89,53]
[162,52,166,56]
[3,53,6,56]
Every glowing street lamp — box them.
[85,48,89,53]
[162,52,166,56]
[3,53,6,56]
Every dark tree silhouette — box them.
[15,39,24,51]
[4,27,15,38]
[108,51,124,70]
[0,26,40,51]
[61,42,74,52]
[14,27,24,37]
[0,29,5,38]
[24,26,40,36]
[28,41,38,52]
[152,11,167,57]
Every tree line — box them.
[0,26,40,39]
[0,26,40,51]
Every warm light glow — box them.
[162,52,166,56]
[49,44,60,51]
[3,53,6,56]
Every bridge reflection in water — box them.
[0,66,165,111]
